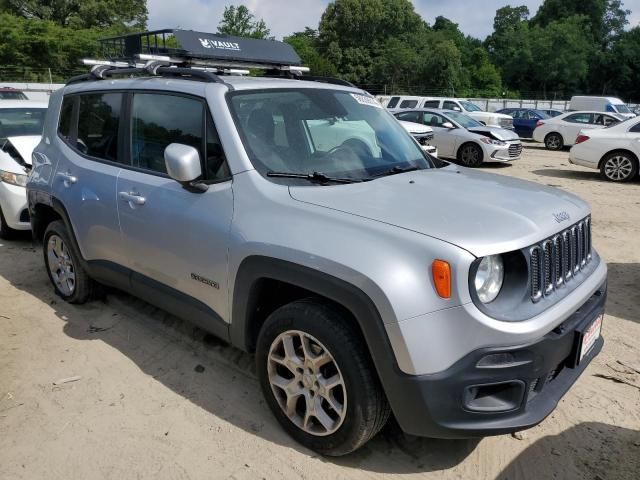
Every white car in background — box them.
[0,100,47,237]
[569,116,640,182]
[398,120,438,157]
[532,111,625,150]
[384,96,514,130]
[394,109,521,167]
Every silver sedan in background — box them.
[394,109,522,167]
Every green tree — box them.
[2,0,147,29]
[284,28,338,77]
[217,5,271,39]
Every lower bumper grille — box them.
[19,209,30,223]
[508,143,523,157]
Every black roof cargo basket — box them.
[67,29,356,89]
[99,29,303,70]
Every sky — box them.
[147,0,640,40]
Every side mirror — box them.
[442,122,455,129]
[164,143,207,192]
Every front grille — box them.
[508,143,523,157]
[529,217,592,302]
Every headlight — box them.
[474,255,504,303]
[0,170,28,187]
[479,137,506,146]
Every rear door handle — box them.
[118,191,146,206]
[57,171,77,187]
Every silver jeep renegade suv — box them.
[27,32,607,456]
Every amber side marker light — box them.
[432,259,451,298]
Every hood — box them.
[399,120,433,135]
[289,166,590,257]
[467,126,519,141]
[5,135,41,165]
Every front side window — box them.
[131,94,203,174]
[615,104,631,114]
[77,93,122,162]
[0,107,46,143]
[422,112,448,127]
[443,101,461,111]
[229,89,430,181]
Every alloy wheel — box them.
[604,155,634,181]
[461,145,480,165]
[46,234,76,296]
[267,330,347,436]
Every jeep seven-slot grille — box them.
[529,217,592,302]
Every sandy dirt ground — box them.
[1,143,639,480]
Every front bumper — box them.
[385,281,606,438]
[0,181,30,230]
[488,141,522,162]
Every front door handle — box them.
[118,191,146,206]
[57,171,77,187]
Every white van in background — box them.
[569,96,635,119]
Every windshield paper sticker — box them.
[351,93,382,108]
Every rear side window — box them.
[399,100,418,109]
[395,111,420,123]
[386,97,400,109]
[131,93,203,174]
[423,100,440,108]
[77,93,122,162]
[629,122,640,133]
[565,113,592,124]
[58,97,75,141]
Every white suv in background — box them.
[0,101,47,237]
[384,96,514,130]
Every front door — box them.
[116,92,234,323]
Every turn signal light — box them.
[575,134,590,145]
[432,260,451,299]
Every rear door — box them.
[52,91,128,267]
[561,113,594,144]
[116,91,233,322]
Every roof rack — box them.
[66,29,356,89]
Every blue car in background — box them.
[496,108,551,138]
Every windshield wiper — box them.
[372,165,420,178]
[267,171,365,184]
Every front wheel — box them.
[457,143,484,167]
[256,298,390,456]
[600,152,639,182]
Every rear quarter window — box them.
[399,100,418,109]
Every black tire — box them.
[43,220,96,303]
[544,132,564,151]
[256,298,390,456]
[457,142,484,167]
[0,205,17,239]
[599,151,639,182]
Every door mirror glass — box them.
[165,143,202,183]
[442,122,455,129]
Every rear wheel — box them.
[600,152,638,182]
[457,142,484,167]
[43,220,96,303]
[544,132,563,150]
[256,298,389,456]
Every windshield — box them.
[615,104,631,114]
[446,111,484,129]
[228,89,430,181]
[460,101,482,112]
[0,108,46,142]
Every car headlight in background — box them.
[479,137,507,146]
[0,170,28,187]
[474,255,504,303]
